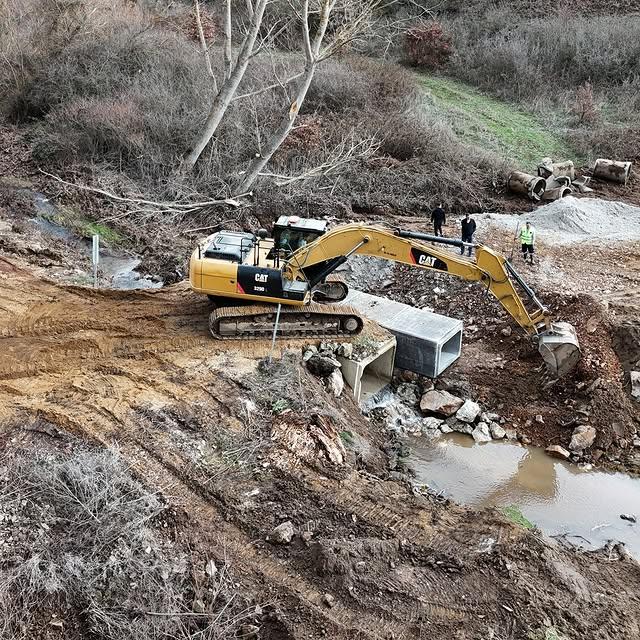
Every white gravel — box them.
[482,196,640,245]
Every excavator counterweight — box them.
[189,220,581,378]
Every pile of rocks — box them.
[303,342,353,398]
[417,387,508,443]
[370,381,511,443]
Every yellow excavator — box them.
[189,216,581,377]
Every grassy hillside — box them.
[419,75,576,169]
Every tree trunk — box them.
[237,65,315,193]
[181,0,268,172]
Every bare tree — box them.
[181,0,270,173]
[237,0,383,193]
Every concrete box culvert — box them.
[340,290,463,385]
[338,337,397,404]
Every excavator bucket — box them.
[537,322,581,378]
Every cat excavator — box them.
[189,216,581,378]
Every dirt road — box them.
[1,256,639,639]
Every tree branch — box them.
[194,0,217,91]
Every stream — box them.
[408,433,640,558]
[24,189,162,290]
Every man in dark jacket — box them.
[430,203,446,237]
[460,213,476,256]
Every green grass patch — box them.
[53,205,125,245]
[77,220,124,245]
[419,75,577,169]
[340,430,355,445]
[501,505,535,529]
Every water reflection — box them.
[409,433,640,557]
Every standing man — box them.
[431,202,446,237]
[460,212,476,257]
[518,221,535,264]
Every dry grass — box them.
[0,446,252,640]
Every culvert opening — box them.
[440,331,462,371]
[339,337,397,404]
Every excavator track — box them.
[209,303,364,340]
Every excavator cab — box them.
[272,216,327,256]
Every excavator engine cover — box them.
[537,322,581,378]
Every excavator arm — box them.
[284,223,580,377]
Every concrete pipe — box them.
[542,186,572,201]
[508,171,546,202]
[593,158,632,185]
[537,158,575,181]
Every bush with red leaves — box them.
[404,21,453,69]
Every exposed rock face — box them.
[420,390,464,417]
[546,445,571,460]
[456,400,481,423]
[569,425,597,452]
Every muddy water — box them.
[409,433,640,557]
[24,189,161,290]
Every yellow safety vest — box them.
[519,228,534,244]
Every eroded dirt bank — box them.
[1,258,640,639]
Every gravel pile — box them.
[485,196,640,244]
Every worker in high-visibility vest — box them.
[517,221,536,264]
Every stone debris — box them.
[490,423,507,440]
[420,390,464,416]
[270,521,295,545]
[546,445,571,460]
[322,593,336,608]
[569,425,597,452]
[471,422,492,443]
[396,383,421,406]
[456,399,481,423]
[326,369,345,397]
[631,371,640,401]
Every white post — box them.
[269,304,282,361]
[92,234,100,288]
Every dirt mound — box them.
[485,196,640,245]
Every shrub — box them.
[572,81,599,124]
[0,446,249,640]
[404,21,453,69]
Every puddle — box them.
[408,433,640,558]
[19,188,161,290]
[98,254,162,290]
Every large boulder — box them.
[456,400,481,424]
[307,354,341,377]
[471,422,492,443]
[569,425,597,452]
[420,390,464,417]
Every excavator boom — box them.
[283,224,580,377]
